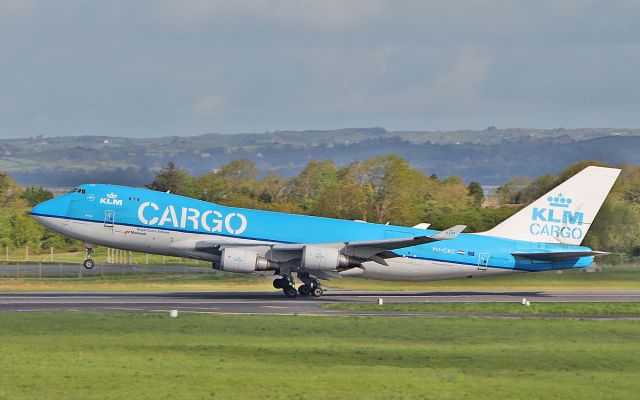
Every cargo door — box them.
[478,253,489,271]
[104,210,115,228]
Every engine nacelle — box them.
[301,245,357,271]
[217,247,276,273]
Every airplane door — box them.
[478,253,489,271]
[104,210,115,228]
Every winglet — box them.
[430,225,466,240]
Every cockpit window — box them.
[70,188,86,194]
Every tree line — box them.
[1,156,639,259]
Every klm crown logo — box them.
[100,192,123,206]
[547,193,572,208]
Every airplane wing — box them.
[190,225,467,266]
[512,251,609,261]
[342,225,466,250]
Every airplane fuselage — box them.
[30,184,595,281]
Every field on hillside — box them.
[0,312,638,400]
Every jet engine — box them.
[217,247,277,273]
[301,245,359,271]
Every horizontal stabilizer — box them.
[512,251,609,261]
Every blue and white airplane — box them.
[31,166,619,297]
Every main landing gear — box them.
[273,273,323,298]
[273,277,297,298]
[83,245,95,270]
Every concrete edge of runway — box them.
[1,290,640,319]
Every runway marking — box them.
[355,294,640,298]
[107,307,146,312]
[0,296,111,299]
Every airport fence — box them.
[1,245,205,266]
[0,245,216,278]
[0,263,216,279]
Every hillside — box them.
[1,128,639,186]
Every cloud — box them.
[2,1,640,137]
[0,0,35,21]
[192,95,225,118]
[430,45,491,104]
[149,0,388,32]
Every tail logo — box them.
[547,193,572,208]
[530,193,584,240]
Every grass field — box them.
[0,275,275,292]
[325,302,640,315]
[0,312,638,399]
[0,269,639,292]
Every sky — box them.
[1,0,640,138]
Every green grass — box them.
[0,274,274,292]
[0,313,639,399]
[328,269,640,291]
[325,302,640,315]
[1,269,640,292]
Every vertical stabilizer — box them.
[481,166,620,245]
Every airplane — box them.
[30,166,620,297]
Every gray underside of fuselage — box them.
[32,216,519,281]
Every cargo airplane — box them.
[31,166,619,297]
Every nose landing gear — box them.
[83,244,95,270]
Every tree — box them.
[494,177,532,204]
[20,186,54,207]
[147,161,195,196]
[357,155,428,225]
[194,160,261,204]
[282,160,338,209]
[0,172,22,207]
[217,159,259,182]
[312,173,373,221]
[467,181,484,206]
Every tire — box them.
[311,286,323,297]
[273,279,284,289]
[298,284,311,296]
[83,259,95,270]
[283,286,297,298]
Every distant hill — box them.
[1,128,639,186]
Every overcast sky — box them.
[1,0,640,138]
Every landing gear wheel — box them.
[298,284,311,296]
[311,286,323,297]
[83,259,95,270]
[273,278,287,289]
[283,285,298,298]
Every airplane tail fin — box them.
[480,166,621,245]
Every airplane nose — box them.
[31,197,69,231]
[30,197,62,219]
[31,202,44,216]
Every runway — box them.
[1,290,640,318]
